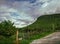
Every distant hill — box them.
[21,14,60,32]
[20,14,60,44]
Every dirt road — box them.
[30,32,60,44]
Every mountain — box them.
[18,14,60,44]
[21,14,60,32]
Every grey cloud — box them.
[0,0,60,28]
[16,19,33,24]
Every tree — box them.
[0,20,16,38]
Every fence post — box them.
[16,29,19,44]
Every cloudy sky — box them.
[0,0,60,28]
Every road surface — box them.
[30,32,60,44]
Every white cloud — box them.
[0,5,35,28]
[0,0,60,28]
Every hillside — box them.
[21,14,60,32]
[0,14,60,44]
[20,14,60,44]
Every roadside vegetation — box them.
[0,14,60,44]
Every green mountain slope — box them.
[0,14,60,44]
[20,14,60,44]
[21,14,60,32]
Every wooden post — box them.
[16,29,19,44]
[52,23,55,32]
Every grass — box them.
[20,31,53,44]
[19,14,60,44]
[0,14,60,44]
[0,32,53,44]
[0,31,53,44]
